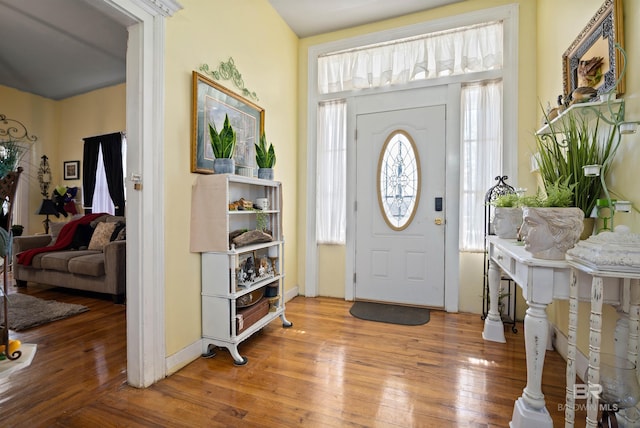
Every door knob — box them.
[434,218,443,225]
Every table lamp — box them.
[37,199,59,234]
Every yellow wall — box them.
[56,84,126,193]
[537,0,640,357]
[0,84,125,234]
[296,0,538,309]
[163,0,299,356]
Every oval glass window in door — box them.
[377,130,421,231]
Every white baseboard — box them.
[165,285,300,376]
[165,339,203,376]
[284,285,299,302]
[552,324,588,383]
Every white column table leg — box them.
[483,258,506,343]
[511,301,553,428]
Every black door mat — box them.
[349,301,430,326]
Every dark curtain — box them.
[82,137,101,214]
[100,133,125,216]
[82,132,125,215]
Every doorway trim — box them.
[305,4,519,312]
[100,0,182,388]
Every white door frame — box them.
[100,0,182,388]
[305,4,518,312]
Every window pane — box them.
[377,131,420,230]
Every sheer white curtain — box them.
[459,80,503,251]
[316,100,347,244]
[318,21,503,94]
[92,146,115,214]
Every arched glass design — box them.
[377,130,421,231]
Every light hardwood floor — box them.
[1,285,581,427]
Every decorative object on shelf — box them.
[191,72,264,175]
[570,86,598,105]
[255,198,269,210]
[255,210,268,233]
[63,160,80,180]
[209,114,237,174]
[255,132,276,180]
[199,58,259,101]
[231,229,273,248]
[236,286,265,308]
[236,251,256,286]
[36,199,60,234]
[37,155,52,197]
[562,0,625,100]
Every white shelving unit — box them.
[199,174,291,365]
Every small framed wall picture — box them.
[63,160,80,180]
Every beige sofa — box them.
[12,216,126,302]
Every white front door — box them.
[355,90,446,307]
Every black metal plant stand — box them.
[481,175,518,333]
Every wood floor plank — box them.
[1,287,583,426]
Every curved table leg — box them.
[228,345,248,366]
[280,312,293,328]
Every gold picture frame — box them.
[191,71,264,174]
[562,0,625,99]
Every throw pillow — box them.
[70,224,95,250]
[88,222,117,251]
[47,221,67,246]
[110,221,126,241]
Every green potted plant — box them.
[209,114,236,174]
[255,132,276,180]
[10,224,24,237]
[535,107,621,238]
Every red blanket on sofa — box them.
[16,213,107,266]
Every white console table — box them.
[483,236,626,428]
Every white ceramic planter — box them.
[520,207,584,260]
[493,207,523,239]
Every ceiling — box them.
[0,0,463,101]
